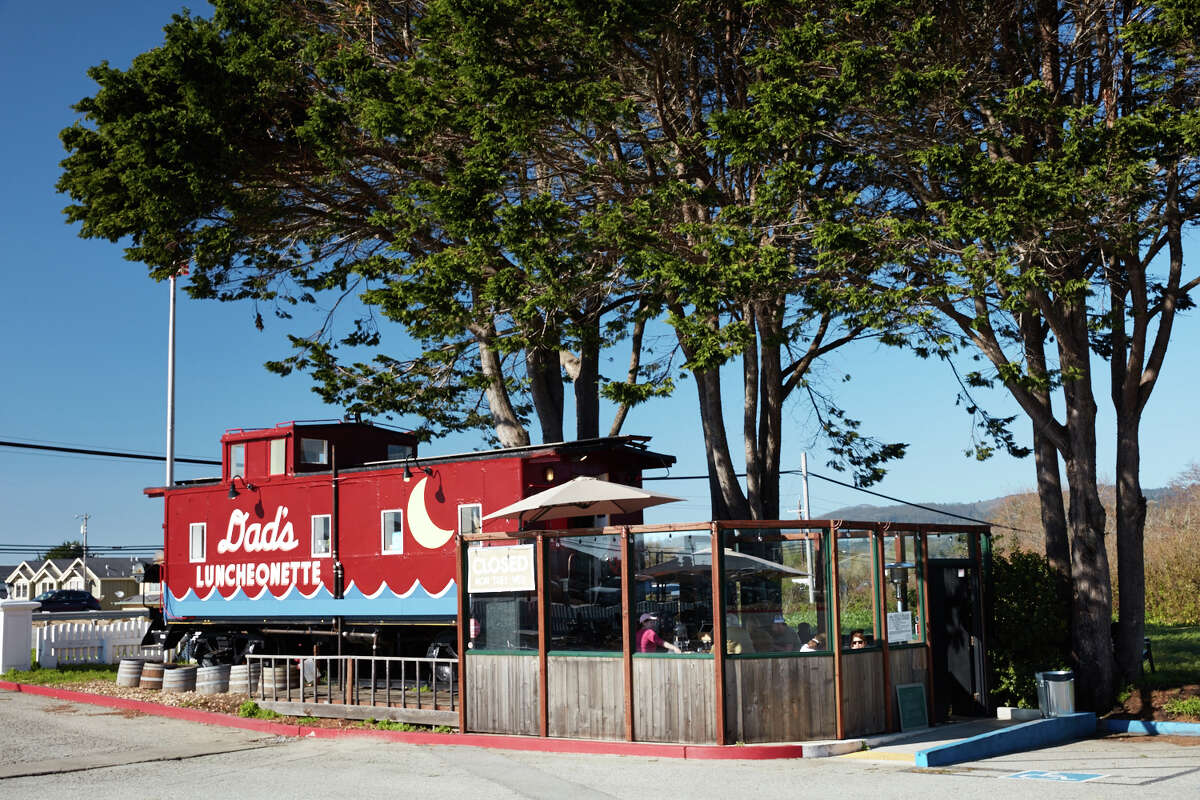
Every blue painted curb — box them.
[915,712,1097,768]
[1100,719,1200,737]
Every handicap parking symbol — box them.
[1005,770,1104,783]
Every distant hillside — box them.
[821,487,1174,526]
[818,499,1003,525]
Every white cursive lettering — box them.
[217,506,299,554]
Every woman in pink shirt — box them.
[637,613,681,653]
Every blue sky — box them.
[2,1,1198,556]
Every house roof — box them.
[5,557,153,583]
[77,557,147,579]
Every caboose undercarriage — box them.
[145,612,456,672]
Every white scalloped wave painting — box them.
[165,578,457,619]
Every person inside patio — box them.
[770,615,803,651]
[637,612,681,653]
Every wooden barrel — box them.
[196,665,231,695]
[162,665,197,693]
[116,658,145,688]
[261,664,300,694]
[228,663,261,694]
[139,662,166,690]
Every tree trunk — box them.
[526,346,564,443]
[1113,412,1146,682]
[478,337,530,448]
[743,303,763,519]
[1059,307,1114,711]
[1020,309,1070,576]
[574,322,601,440]
[692,363,750,520]
[758,301,784,521]
[1033,426,1070,577]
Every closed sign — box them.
[468,544,536,593]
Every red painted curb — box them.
[2,683,805,759]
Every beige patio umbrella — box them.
[482,476,682,525]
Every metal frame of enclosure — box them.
[456,519,991,744]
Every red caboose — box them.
[145,419,673,662]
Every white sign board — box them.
[468,544,536,593]
[887,611,913,644]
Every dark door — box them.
[928,564,987,719]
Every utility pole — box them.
[75,513,90,595]
[166,270,177,487]
[800,452,811,520]
[799,454,815,604]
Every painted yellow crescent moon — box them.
[407,476,455,549]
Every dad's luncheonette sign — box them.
[193,505,324,592]
[468,544,536,593]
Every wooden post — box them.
[920,528,936,724]
[621,527,634,742]
[830,525,844,740]
[877,526,894,731]
[711,522,727,745]
[456,532,468,734]
[974,529,989,711]
[536,533,549,738]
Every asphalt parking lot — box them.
[3,689,1198,799]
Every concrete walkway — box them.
[841,714,1099,766]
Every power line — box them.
[646,466,1026,531]
[0,440,219,465]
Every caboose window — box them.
[230,443,245,477]
[300,438,328,465]
[312,515,331,557]
[386,443,413,461]
[459,504,482,536]
[269,438,286,475]
[189,523,206,562]
[381,509,404,554]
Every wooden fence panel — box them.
[887,646,928,729]
[547,655,623,740]
[840,650,886,737]
[724,655,836,743]
[465,653,539,735]
[632,656,715,743]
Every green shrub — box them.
[1163,696,1200,717]
[988,550,1072,708]
[236,700,281,720]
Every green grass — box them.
[1,663,118,685]
[1139,623,1200,691]
[237,700,281,720]
[358,717,454,733]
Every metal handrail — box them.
[245,653,458,712]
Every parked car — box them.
[32,589,101,612]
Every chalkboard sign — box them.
[896,682,929,731]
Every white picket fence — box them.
[34,619,163,668]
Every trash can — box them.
[1035,670,1075,717]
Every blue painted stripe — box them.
[1100,718,1200,737]
[915,713,1097,768]
[165,582,457,620]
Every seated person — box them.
[724,613,755,655]
[770,615,803,651]
[800,632,826,651]
[637,612,681,653]
[849,629,868,650]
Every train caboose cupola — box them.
[221,419,420,483]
